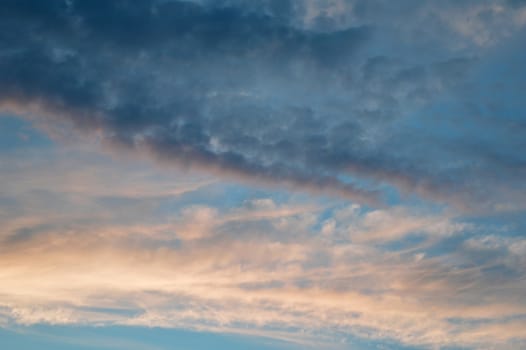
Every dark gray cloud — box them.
[1,0,525,209]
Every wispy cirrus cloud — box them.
[1,142,525,349]
[1,203,525,349]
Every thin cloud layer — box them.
[1,197,525,349]
[1,144,525,349]
[1,0,525,208]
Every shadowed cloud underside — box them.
[1,1,526,350]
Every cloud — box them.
[0,0,377,202]
[1,4,526,348]
[1,145,525,349]
[1,0,525,210]
[1,201,525,349]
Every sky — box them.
[0,0,525,349]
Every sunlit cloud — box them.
[1,143,525,349]
[1,1,525,349]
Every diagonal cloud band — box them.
[1,0,525,209]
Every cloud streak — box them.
[1,145,525,349]
[1,201,525,349]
